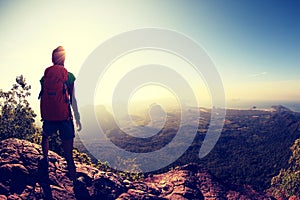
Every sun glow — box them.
[93,49,212,112]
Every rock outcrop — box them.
[0,138,273,199]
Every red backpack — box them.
[40,65,71,121]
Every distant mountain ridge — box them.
[270,105,292,112]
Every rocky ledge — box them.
[0,138,273,199]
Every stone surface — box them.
[0,138,274,199]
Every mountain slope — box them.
[191,107,300,191]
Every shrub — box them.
[0,75,41,143]
[270,139,300,198]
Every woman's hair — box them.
[52,46,65,65]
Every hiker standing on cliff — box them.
[39,46,82,183]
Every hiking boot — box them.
[73,176,90,199]
[74,176,86,188]
[38,157,49,173]
[38,157,50,183]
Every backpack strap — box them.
[62,81,74,120]
[63,82,70,104]
[38,77,45,99]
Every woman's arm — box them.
[71,86,82,131]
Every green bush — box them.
[73,148,92,165]
[113,156,144,181]
[270,139,300,198]
[0,75,41,143]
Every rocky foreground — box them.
[0,138,274,200]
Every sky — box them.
[0,0,299,115]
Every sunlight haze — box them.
[0,0,299,118]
